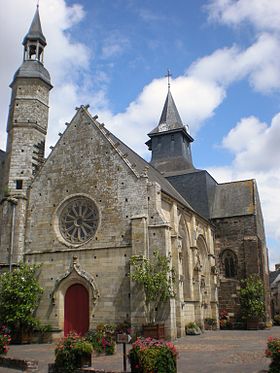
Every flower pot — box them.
[247,318,259,330]
[78,353,92,368]
[12,329,32,344]
[142,324,165,339]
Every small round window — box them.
[59,197,99,244]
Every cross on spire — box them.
[165,69,172,90]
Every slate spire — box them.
[149,89,184,135]
[11,5,51,86]
[23,5,46,47]
[146,86,195,173]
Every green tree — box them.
[130,250,176,324]
[0,263,43,335]
[240,274,265,320]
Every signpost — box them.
[117,334,132,372]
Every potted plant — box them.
[85,323,116,356]
[55,332,93,372]
[239,275,265,330]
[0,263,43,343]
[130,250,176,339]
[128,337,178,373]
[185,322,201,335]
[265,336,280,372]
[0,325,11,355]
[204,318,217,330]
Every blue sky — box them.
[0,0,280,268]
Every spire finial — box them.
[165,69,172,90]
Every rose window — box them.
[59,197,99,244]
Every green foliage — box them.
[0,263,43,335]
[240,275,265,319]
[55,332,93,373]
[0,325,11,355]
[273,314,280,326]
[85,323,116,355]
[128,337,177,373]
[185,321,201,335]
[130,250,176,324]
[265,337,280,373]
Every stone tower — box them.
[0,6,52,266]
[146,88,194,174]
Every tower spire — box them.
[146,78,195,173]
[22,5,46,62]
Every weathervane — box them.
[37,0,40,8]
[165,69,172,90]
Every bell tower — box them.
[0,6,52,265]
[146,86,195,174]
[4,5,52,192]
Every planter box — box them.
[247,319,260,330]
[78,353,92,368]
[31,331,52,344]
[142,324,165,339]
[12,330,32,344]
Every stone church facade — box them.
[0,8,270,339]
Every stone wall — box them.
[214,213,270,320]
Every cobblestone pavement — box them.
[2,327,280,373]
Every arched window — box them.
[222,250,237,278]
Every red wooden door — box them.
[64,284,89,336]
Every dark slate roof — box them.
[270,270,280,285]
[23,6,46,46]
[149,90,186,135]
[12,60,52,87]
[211,180,255,219]
[0,150,5,163]
[166,170,217,219]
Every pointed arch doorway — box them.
[64,283,89,336]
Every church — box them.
[0,7,270,339]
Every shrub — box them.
[273,314,280,326]
[130,251,176,324]
[85,323,116,355]
[185,322,201,335]
[128,337,177,373]
[55,332,93,373]
[0,325,11,355]
[204,318,217,330]
[0,263,43,339]
[265,336,280,372]
[240,275,265,320]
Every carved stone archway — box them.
[51,256,100,333]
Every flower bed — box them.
[265,336,280,373]
[0,325,11,355]
[128,337,178,373]
[85,324,116,356]
[55,332,93,373]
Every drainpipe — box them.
[8,197,18,272]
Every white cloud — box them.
[99,76,225,159]
[206,0,280,33]
[210,112,280,269]
[188,33,280,93]
[0,0,90,151]
[221,113,280,172]
[222,116,267,153]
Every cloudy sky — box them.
[0,0,279,269]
